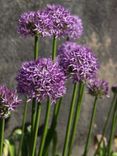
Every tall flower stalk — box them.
[52,35,57,60]
[83,96,98,156]
[31,102,41,156]
[38,99,51,156]
[0,118,5,156]
[94,93,117,156]
[62,83,79,156]
[107,97,117,155]
[31,35,39,133]
[84,79,109,156]
[17,99,28,156]
[68,82,84,156]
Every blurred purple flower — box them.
[0,86,21,119]
[88,79,109,97]
[16,58,66,103]
[58,42,99,82]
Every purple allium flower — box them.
[16,58,66,103]
[87,79,109,97]
[0,86,21,119]
[34,10,52,37]
[42,4,71,38]
[58,42,99,82]
[17,10,52,37]
[18,4,83,39]
[111,84,117,94]
[18,11,36,37]
[65,15,83,40]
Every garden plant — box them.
[0,4,117,156]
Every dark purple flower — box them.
[58,42,99,82]
[16,58,66,103]
[111,84,117,94]
[87,79,109,97]
[0,86,21,119]
[17,11,36,37]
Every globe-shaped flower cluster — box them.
[0,86,21,119]
[16,58,66,103]
[88,79,109,97]
[17,4,83,39]
[58,42,99,82]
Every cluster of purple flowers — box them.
[87,79,109,97]
[58,42,99,82]
[18,4,83,39]
[0,85,21,118]
[16,58,66,103]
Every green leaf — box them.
[3,139,16,156]
[112,152,117,156]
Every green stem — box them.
[18,100,28,156]
[38,99,51,156]
[0,118,5,156]
[31,102,41,156]
[94,94,117,156]
[107,98,117,156]
[62,83,78,156]
[68,82,84,156]
[52,131,58,156]
[31,35,39,152]
[42,98,62,156]
[34,35,39,60]
[52,35,57,60]
[51,98,62,129]
[83,96,98,156]
[31,98,37,138]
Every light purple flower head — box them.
[87,79,109,97]
[111,84,117,94]
[16,58,66,103]
[0,86,21,119]
[42,4,71,38]
[65,15,83,40]
[58,42,99,82]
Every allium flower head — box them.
[58,42,99,82]
[18,11,36,37]
[0,86,21,119]
[111,84,117,94]
[16,58,66,103]
[18,10,52,37]
[43,4,71,38]
[65,15,83,39]
[88,79,109,97]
